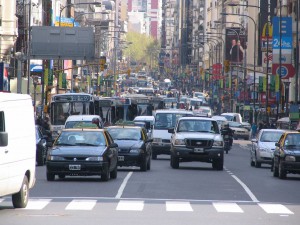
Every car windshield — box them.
[223,115,234,121]
[284,134,300,148]
[56,131,106,146]
[107,128,142,141]
[260,131,284,142]
[177,120,219,133]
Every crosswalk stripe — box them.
[166,201,193,212]
[258,203,294,214]
[213,202,244,213]
[23,199,52,210]
[116,200,144,211]
[65,199,97,210]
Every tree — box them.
[123,32,160,70]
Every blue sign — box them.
[276,66,288,77]
[273,17,292,37]
[272,17,293,50]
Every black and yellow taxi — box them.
[106,125,152,171]
[272,131,300,179]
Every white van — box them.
[152,109,193,159]
[64,115,103,129]
[221,113,243,123]
[0,93,36,208]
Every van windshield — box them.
[154,113,191,130]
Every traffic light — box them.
[99,56,106,71]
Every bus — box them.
[49,93,96,139]
[125,94,153,117]
[95,96,132,126]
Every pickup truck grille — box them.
[186,139,213,148]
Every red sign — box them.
[272,63,295,79]
[212,63,222,75]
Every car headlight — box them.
[153,138,162,143]
[48,155,65,161]
[130,149,144,153]
[174,139,185,146]
[213,141,223,146]
[285,155,296,162]
[86,157,103,161]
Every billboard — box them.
[225,28,247,64]
[30,26,95,60]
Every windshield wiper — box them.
[76,143,97,146]
[56,143,74,146]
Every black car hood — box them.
[50,146,106,156]
[113,140,143,150]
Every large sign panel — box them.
[225,28,247,65]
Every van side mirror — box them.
[0,132,8,146]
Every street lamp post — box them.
[221,12,257,123]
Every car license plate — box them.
[69,164,81,170]
[194,148,204,153]
[118,156,124,161]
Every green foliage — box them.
[123,32,160,69]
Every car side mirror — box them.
[251,139,257,143]
[46,141,53,148]
[145,139,153,143]
[168,128,174,133]
[110,143,118,148]
[275,143,280,147]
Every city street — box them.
[1,140,299,225]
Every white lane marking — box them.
[65,199,97,210]
[116,200,144,211]
[115,172,133,199]
[258,203,294,214]
[166,201,193,212]
[23,199,52,210]
[213,202,244,213]
[231,174,259,202]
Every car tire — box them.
[250,157,255,167]
[170,155,179,169]
[110,165,118,179]
[279,161,287,179]
[147,157,151,170]
[212,156,224,170]
[255,156,261,168]
[101,168,110,181]
[140,157,147,171]
[47,172,55,181]
[36,148,45,166]
[273,159,279,177]
[152,153,157,160]
[12,176,29,208]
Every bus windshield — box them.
[51,102,91,125]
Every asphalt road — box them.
[1,140,299,225]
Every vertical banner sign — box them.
[62,73,67,88]
[59,72,63,87]
[275,74,280,91]
[263,77,267,92]
[48,69,53,85]
[44,68,49,86]
[270,75,275,91]
[259,77,263,92]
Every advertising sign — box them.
[225,28,247,64]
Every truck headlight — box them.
[213,141,223,146]
[285,155,296,162]
[174,139,185,145]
